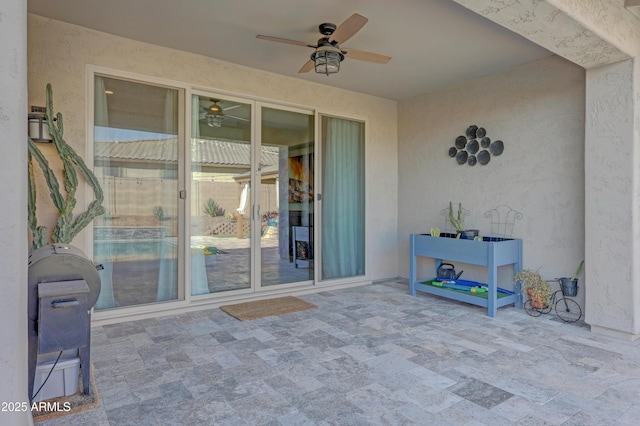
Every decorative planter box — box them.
[409,234,523,317]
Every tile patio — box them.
[35,280,640,425]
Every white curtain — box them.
[321,117,365,279]
[94,76,109,127]
[191,95,200,140]
[237,183,249,215]
[164,89,178,134]
[93,76,114,308]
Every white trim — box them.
[87,65,191,92]
[92,279,372,326]
[183,87,193,304]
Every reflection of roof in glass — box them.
[94,138,279,167]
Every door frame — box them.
[314,110,369,287]
[86,65,190,319]
[254,101,316,292]
[87,67,370,322]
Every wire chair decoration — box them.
[484,205,522,240]
[439,203,470,235]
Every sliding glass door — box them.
[189,99,315,292]
[92,76,364,312]
[259,105,315,287]
[190,94,253,295]
[93,75,182,309]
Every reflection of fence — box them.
[101,177,277,217]
[101,176,176,216]
[210,221,251,236]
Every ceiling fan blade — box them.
[329,13,368,44]
[256,35,313,48]
[298,60,315,73]
[226,114,250,122]
[342,48,391,64]
[222,104,242,112]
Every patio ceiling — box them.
[27,0,553,101]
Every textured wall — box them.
[27,14,399,281]
[398,55,585,304]
[451,0,640,340]
[451,0,631,68]
[1,1,33,424]
[585,60,637,335]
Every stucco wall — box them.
[27,14,398,281]
[585,59,638,335]
[451,0,640,340]
[398,55,586,306]
[1,1,32,424]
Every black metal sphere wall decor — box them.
[448,125,504,166]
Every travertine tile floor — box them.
[36,280,640,425]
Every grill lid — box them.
[28,244,102,322]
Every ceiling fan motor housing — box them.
[318,23,337,36]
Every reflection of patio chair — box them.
[292,226,312,268]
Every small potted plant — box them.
[262,211,279,227]
[515,268,552,309]
[558,260,584,297]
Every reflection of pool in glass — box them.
[94,239,164,262]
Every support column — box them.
[0,0,33,424]
[585,59,640,339]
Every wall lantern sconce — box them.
[28,107,55,143]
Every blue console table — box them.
[409,234,523,317]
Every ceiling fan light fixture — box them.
[206,112,224,128]
[311,45,344,76]
[205,100,225,127]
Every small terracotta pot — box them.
[527,288,547,309]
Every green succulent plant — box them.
[448,201,465,232]
[570,260,584,280]
[203,198,225,217]
[28,83,104,250]
[153,206,165,221]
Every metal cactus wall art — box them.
[28,83,105,250]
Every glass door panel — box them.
[93,76,181,309]
[320,116,365,280]
[260,106,314,287]
[190,94,252,294]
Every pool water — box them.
[94,240,163,261]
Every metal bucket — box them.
[459,229,479,240]
[559,278,578,297]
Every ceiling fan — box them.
[200,98,248,128]
[256,13,391,75]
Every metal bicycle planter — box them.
[524,278,582,323]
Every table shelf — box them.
[409,234,523,317]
